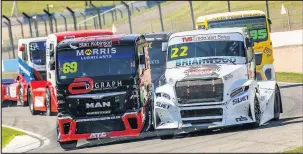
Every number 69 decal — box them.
[62,61,78,74]
[170,46,188,59]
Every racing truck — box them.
[27,30,113,116]
[1,37,47,106]
[153,27,283,139]
[144,32,172,89]
[54,34,153,149]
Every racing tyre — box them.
[28,87,39,115]
[156,129,175,140]
[18,84,27,107]
[44,88,53,116]
[141,98,153,132]
[246,94,261,128]
[56,123,77,150]
[273,84,282,121]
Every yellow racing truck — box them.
[196,10,274,80]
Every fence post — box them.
[227,0,231,12]
[287,8,291,31]
[121,1,133,34]
[265,0,271,32]
[32,16,39,37]
[117,8,123,18]
[150,19,153,32]
[2,16,15,58]
[157,2,164,32]
[53,16,58,32]
[90,3,102,29]
[43,9,54,33]
[189,1,195,30]
[60,14,68,31]
[37,15,48,35]
[66,7,77,30]
[80,12,87,30]
[90,13,97,29]
[13,15,24,38]
[22,12,33,38]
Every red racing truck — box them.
[27,30,113,116]
[54,34,153,149]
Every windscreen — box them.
[147,41,167,83]
[57,46,136,80]
[29,41,46,65]
[168,41,245,62]
[208,17,268,43]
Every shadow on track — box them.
[279,84,303,89]
[1,101,17,108]
[62,115,303,151]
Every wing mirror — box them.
[49,59,55,70]
[161,42,168,52]
[139,55,146,65]
[245,37,253,48]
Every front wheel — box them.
[18,85,27,107]
[44,88,53,116]
[245,94,261,129]
[273,84,282,121]
[28,87,39,115]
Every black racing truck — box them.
[54,34,154,149]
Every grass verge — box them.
[2,126,26,148]
[2,72,18,79]
[276,72,303,83]
[284,146,303,153]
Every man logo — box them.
[85,49,92,56]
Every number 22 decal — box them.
[171,46,188,58]
[250,29,267,40]
[62,62,78,73]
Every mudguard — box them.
[28,80,49,111]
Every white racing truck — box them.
[153,27,283,139]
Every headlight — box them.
[230,85,249,98]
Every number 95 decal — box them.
[62,61,78,74]
[170,46,188,59]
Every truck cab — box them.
[154,27,282,139]
[26,30,113,116]
[2,37,47,106]
[144,32,171,89]
[53,34,153,149]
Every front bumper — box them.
[57,111,143,142]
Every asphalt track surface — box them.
[2,83,303,153]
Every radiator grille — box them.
[175,78,224,104]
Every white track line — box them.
[2,124,50,149]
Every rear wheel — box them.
[273,84,282,121]
[28,87,39,115]
[44,88,52,116]
[246,94,261,128]
[18,85,27,107]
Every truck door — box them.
[146,40,167,88]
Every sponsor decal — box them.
[230,87,244,98]
[194,34,231,41]
[176,58,236,67]
[264,47,272,56]
[223,73,233,80]
[150,59,160,65]
[155,102,170,109]
[76,48,117,60]
[64,36,75,39]
[184,67,213,76]
[86,81,123,91]
[86,101,111,109]
[232,95,248,105]
[89,132,111,139]
[235,116,248,122]
[76,115,121,122]
[86,111,111,115]
[68,77,94,94]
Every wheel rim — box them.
[254,97,261,122]
[19,87,24,104]
[29,91,34,111]
[46,90,50,114]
